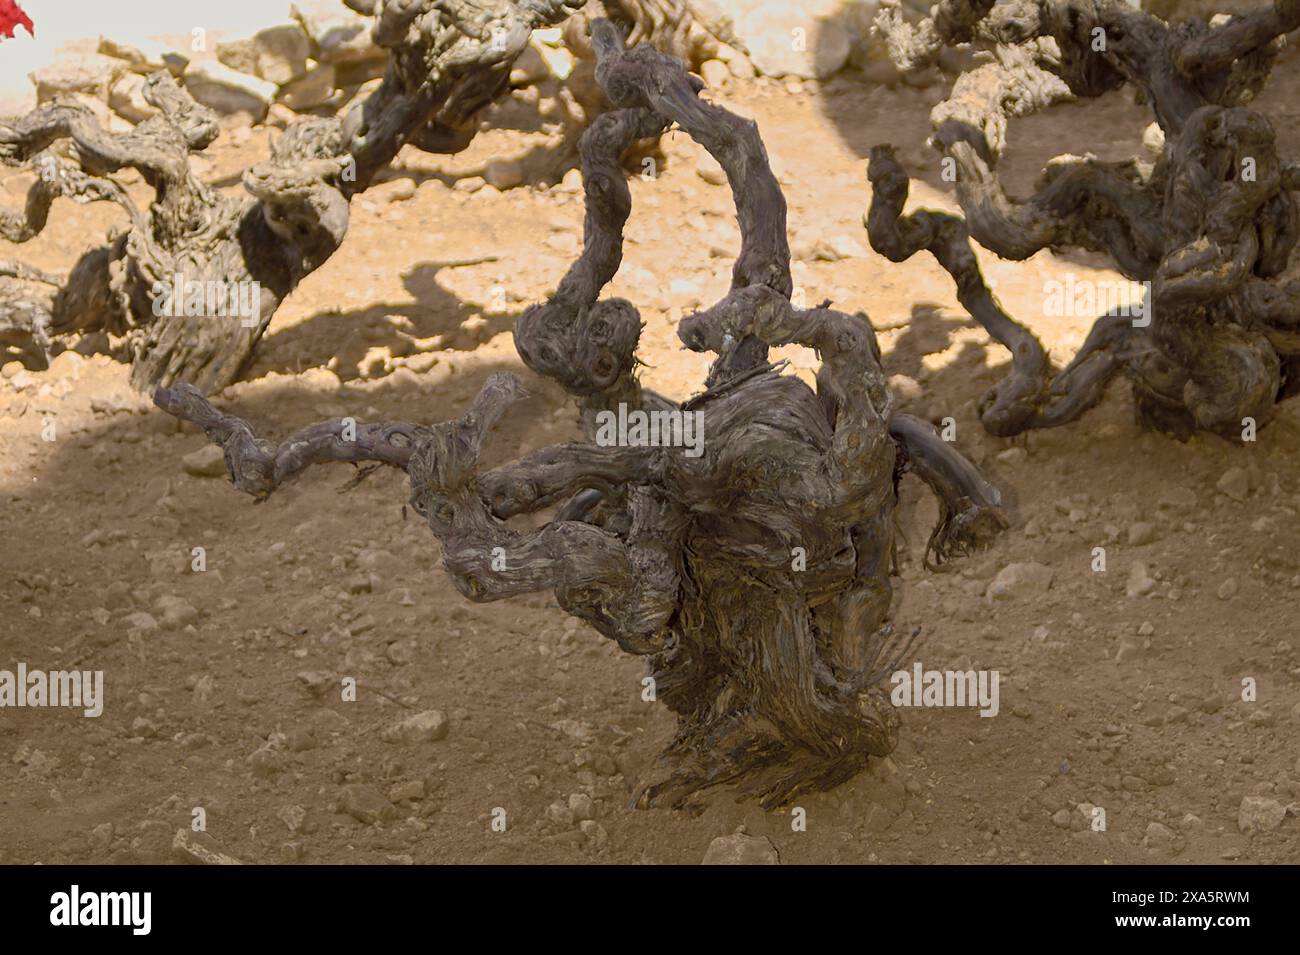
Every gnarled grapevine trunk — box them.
[156,18,1007,810]
[0,0,582,392]
[870,0,1300,440]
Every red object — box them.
[0,0,34,40]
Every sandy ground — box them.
[3,41,1300,864]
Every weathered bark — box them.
[870,0,1300,440]
[0,0,582,390]
[563,0,724,68]
[157,19,1006,810]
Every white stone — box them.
[183,62,276,122]
[97,37,189,76]
[217,24,312,85]
[731,0,853,79]
[277,63,336,111]
[292,1,379,65]
[29,54,124,103]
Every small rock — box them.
[1216,578,1238,601]
[217,24,311,84]
[182,444,227,478]
[277,804,307,833]
[558,168,583,192]
[484,159,525,191]
[98,36,188,75]
[579,819,608,849]
[889,374,922,402]
[696,151,727,186]
[1144,821,1175,847]
[986,562,1053,601]
[389,780,425,803]
[381,709,449,744]
[338,784,398,826]
[546,801,575,827]
[1238,795,1286,833]
[155,595,199,630]
[90,822,114,849]
[1127,522,1158,546]
[245,745,286,779]
[292,0,380,64]
[29,54,123,103]
[183,62,276,122]
[277,63,336,111]
[1126,561,1155,598]
[699,59,730,88]
[1217,466,1249,502]
[702,829,780,865]
[377,178,416,203]
[123,611,159,634]
[172,830,242,865]
[734,2,851,79]
[567,792,595,822]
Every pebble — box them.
[155,595,198,629]
[699,58,729,88]
[546,801,574,827]
[567,792,595,822]
[123,611,159,634]
[1144,822,1175,847]
[245,745,285,779]
[483,159,524,191]
[181,444,227,478]
[888,375,922,402]
[986,562,1053,601]
[90,822,114,849]
[696,151,727,186]
[383,179,416,203]
[277,805,307,833]
[381,709,448,744]
[558,167,583,192]
[1216,578,1238,600]
[389,780,425,803]
[1126,562,1155,598]
[1238,796,1286,832]
[579,819,608,850]
[702,829,780,865]
[1217,466,1249,502]
[1127,522,1158,546]
[338,784,398,826]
